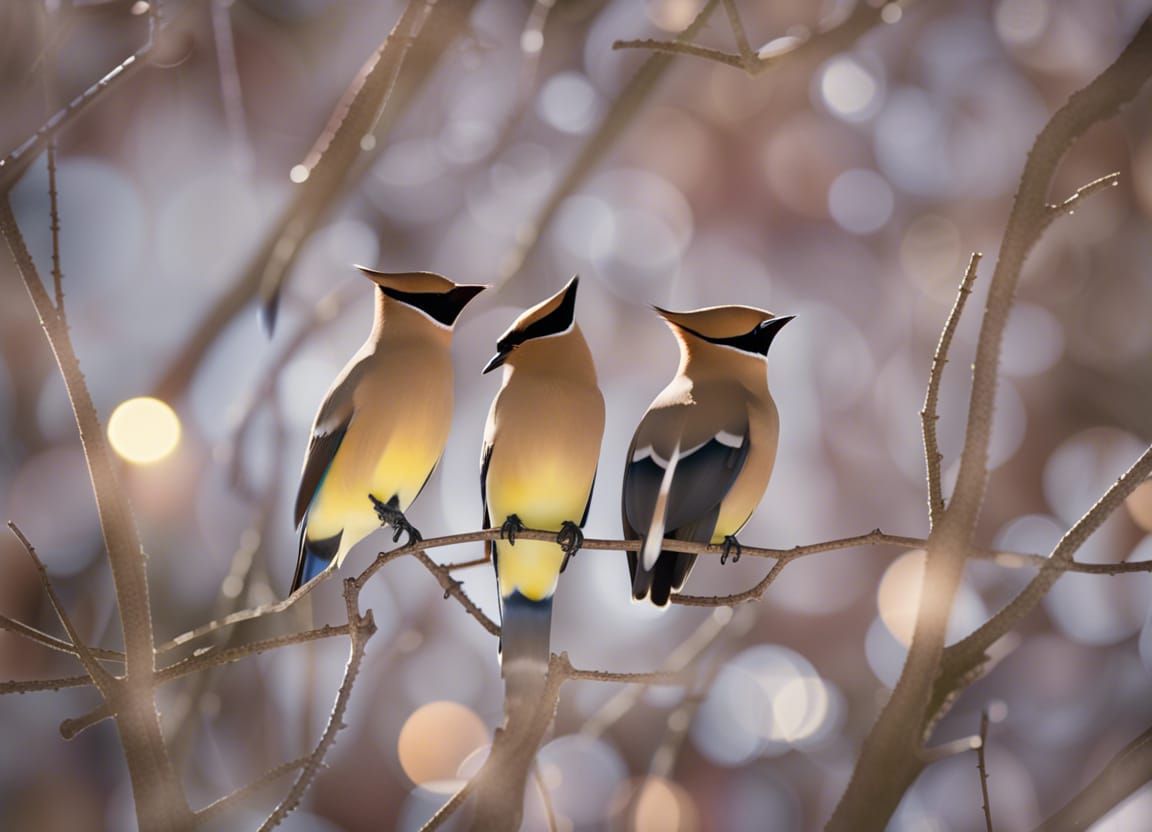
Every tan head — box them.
[356,266,485,328]
[483,276,583,374]
[655,305,794,359]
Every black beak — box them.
[482,351,508,374]
[768,314,795,330]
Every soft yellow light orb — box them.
[107,397,182,465]
[397,701,487,793]
[632,776,699,832]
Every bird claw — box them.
[720,535,742,565]
[500,514,525,545]
[370,495,423,546]
[556,521,584,558]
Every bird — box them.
[290,267,485,593]
[480,275,605,706]
[621,305,793,606]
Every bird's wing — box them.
[623,400,750,562]
[292,361,364,527]
[480,440,495,574]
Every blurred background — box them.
[2,0,1152,829]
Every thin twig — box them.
[194,757,311,824]
[922,253,981,529]
[0,1,171,192]
[0,613,124,662]
[7,523,114,694]
[939,445,1152,684]
[978,710,994,832]
[46,142,65,316]
[61,624,352,739]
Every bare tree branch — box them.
[828,15,1152,830]
[496,0,721,290]
[153,0,479,402]
[611,0,904,78]
[194,757,310,825]
[978,710,994,832]
[1033,723,1152,832]
[937,445,1152,691]
[1,197,191,828]
[258,580,376,830]
[923,253,981,529]
[7,522,113,694]
[0,613,124,662]
[0,2,168,192]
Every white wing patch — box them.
[642,441,681,571]
[716,430,745,449]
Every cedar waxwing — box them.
[480,276,605,706]
[622,305,793,606]
[290,268,485,593]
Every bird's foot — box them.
[370,495,423,546]
[556,521,584,558]
[500,514,525,545]
[720,535,742,565]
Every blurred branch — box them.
[1033,723,1152,832]
[1,195,192,826]
[0,1,166,193]
[649,641,729,779]
[153,0,480,402]
[978,710,994,832]
[485,0,560,158]
[923,253,981,529]
[532,762,559,832]
[828,15,1152,831]
[496,0,721,290]
[612,0,902,77]
[584,607,737,738]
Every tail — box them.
[291,527,342,594]
[629,511,717,607]
[499,591,552,711]
[631,548,695,607]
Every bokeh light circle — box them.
[107,397,182,465]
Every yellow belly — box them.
[306,419,446,557]
[487,457,594,602]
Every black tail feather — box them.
[499,592,552,711]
